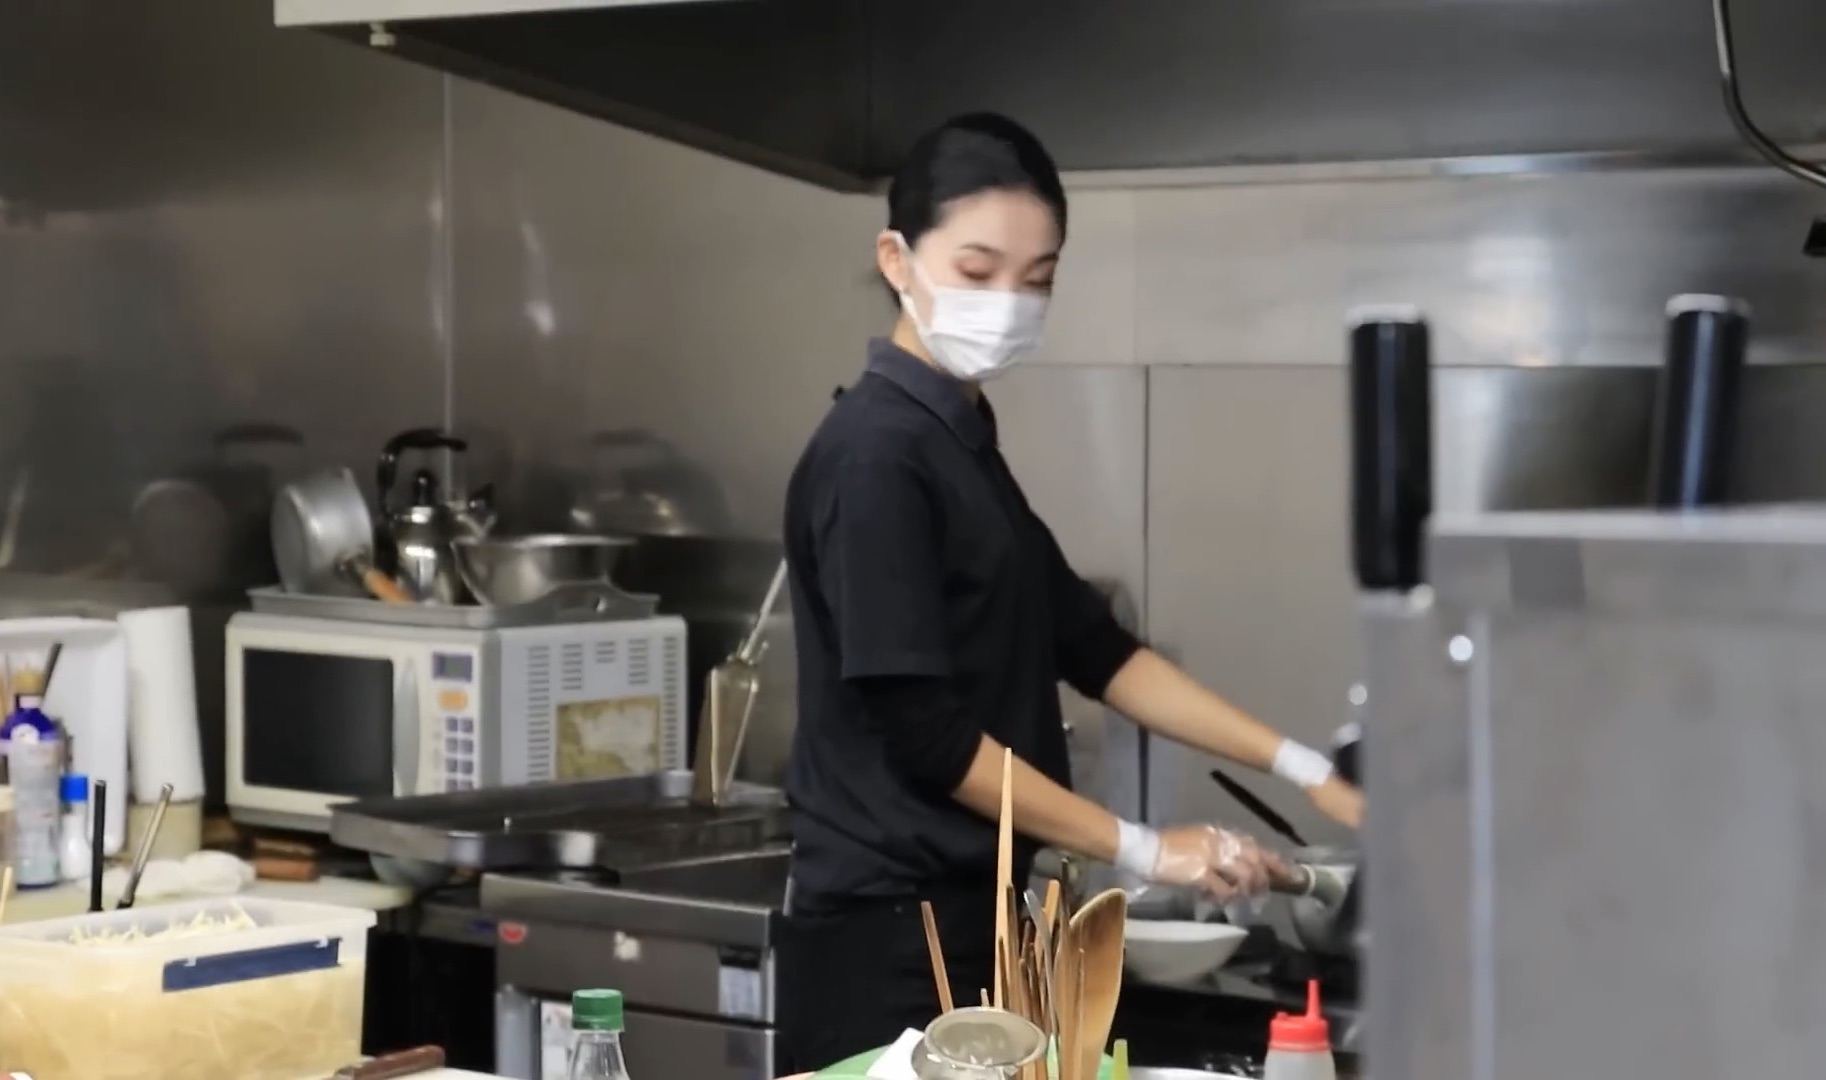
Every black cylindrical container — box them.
[1648,295,1750,509]
[1349,306,1433,592]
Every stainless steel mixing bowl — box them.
[452,533,633,606]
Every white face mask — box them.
[895,234,1048,382]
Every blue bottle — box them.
[1,681,63,887]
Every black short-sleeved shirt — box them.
[782,339,1135,905]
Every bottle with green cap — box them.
[568,988,631,1080]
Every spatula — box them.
[1067,887,1129,1080]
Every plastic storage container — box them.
[0,896,376,1080]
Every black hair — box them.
[887,112,1068,248]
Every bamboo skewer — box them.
[920,900,955,1014]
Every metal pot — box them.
[569,429,729,537]
[271,467,377,596]
[1283,844,1360,957]
[452,533,634,606]
[1209,765,1361,958]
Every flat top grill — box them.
[331,771,788,872]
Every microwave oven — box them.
[225,610,689,831]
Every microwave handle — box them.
[393,660,421,796]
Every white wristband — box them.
[1271,739,1336,790]
[1113,818,1162,880]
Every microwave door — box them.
[234,646,399,828]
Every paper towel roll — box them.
[120,606,205,803]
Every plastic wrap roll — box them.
[119,607,204,804]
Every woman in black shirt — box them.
[774,113,1364,1074]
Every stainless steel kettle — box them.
[377,428,495,603]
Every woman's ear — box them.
[875,230,909,295]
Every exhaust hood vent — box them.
[277,0,1826,192]
[275,0,741,27]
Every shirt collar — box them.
[864,338,996,450]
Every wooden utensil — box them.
[920,899,955,1014]
[0,865,13,923]
[1055,943,1086,1080]
[341,553,413,603]
[1042,878,1062,939]
[1068,888,1130,1080]
[993,747,1014,1010]
[329,1044,445,1079]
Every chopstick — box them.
[919,900,955,1014]
[0,864,12,923]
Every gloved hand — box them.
[1118,821,1290,900]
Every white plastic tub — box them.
[0,896,376,1080]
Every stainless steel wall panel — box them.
[446,81,1147,535]
[1035,190,1138,368]
[1144,364,1673,841]
[445,79,882,538]
[1134,168,1826,369]
[0,0,448,804]
[992,366,1149,818]
[1731,365,1826,503]
[1144,364,1362,841]
[1433,367,1657,512]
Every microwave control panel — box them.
[431,649,482,791]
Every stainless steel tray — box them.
[248,581,660,629]
[330,771,788,871]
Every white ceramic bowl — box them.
[1123,919,1249,986]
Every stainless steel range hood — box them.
[275,0,731,27]
[275,0,1826,192]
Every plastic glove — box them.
[1149,824,1286,900]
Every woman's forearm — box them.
[1102,647,1286,772]
[951,733,1120,863]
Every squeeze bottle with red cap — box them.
[1264,979,1335,1080]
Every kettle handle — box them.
[377,428,467,515]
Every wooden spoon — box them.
[1068,887,1130,1080]
[1054,931,1082,1080]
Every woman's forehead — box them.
[925,188,1061,257]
